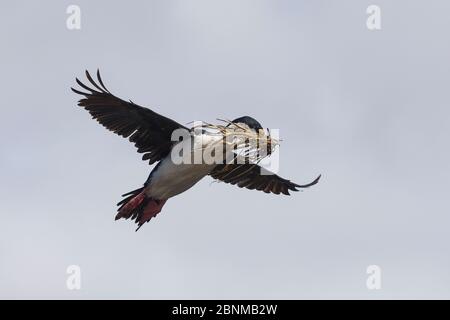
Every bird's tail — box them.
[115,187,167,231]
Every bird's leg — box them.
[138,199,167,225]
[115,191,146,220]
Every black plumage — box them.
[210,163,320,195]
[71,70,187,165]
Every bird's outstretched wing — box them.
[72,70,188,164]
[210,163,320,195]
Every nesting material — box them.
[192,119,280,164]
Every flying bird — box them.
[72,70,320,230]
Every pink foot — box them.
[115,191,146,220]
[139,199,167,225]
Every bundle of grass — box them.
[192,119,280,165]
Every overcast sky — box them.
[1,0,450,299]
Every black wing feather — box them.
[210,163,320,196]
[72,70,188,164]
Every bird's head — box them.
[229,116,263,131]
[192,116,278,163]
[228,116,277,158]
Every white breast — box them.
[145,133,222,200]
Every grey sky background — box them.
[1,0,449,299]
